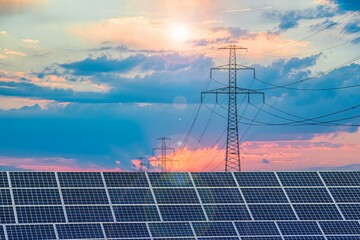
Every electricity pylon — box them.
[201,45,265,171]
[152,137,176,172]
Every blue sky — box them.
[0,0,360,171]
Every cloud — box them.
[2,49,26,57]
[22,38,39,44]
[343,19,360,34]
[262,159,270,164]
[0,31,7,35]
[264,5,337,31]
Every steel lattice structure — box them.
[202,45,265,171]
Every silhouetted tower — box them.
[152,137,175,172]
[201,45,264,171]
[133,156,147,172]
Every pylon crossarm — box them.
[210,64,256,78]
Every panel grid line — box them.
[274,221,285,240]
[189,222,199,240]
[100,222,108,240]
[145,172,163,222]
[316,220,329,240]
[145,222,153,240]
[52,223,59,240]
[6,172,18,224]
[317,171,346,220]
[275,172,300,220]
[100,172,117,222]
[188,172,209,222]
[3,225,8,240]
[231,221,241,238]
[54,172,69,223]
[231,172,254,220]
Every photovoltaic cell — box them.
[0,189,12,205]
[277,172,324,186]
[241,237,282,240]
[234,172,280,187]
[154,188,200,204]
[10,172,57,188]
[235,221,279,236]
[319,221,360,235]
[0,228,4,240]
[338,204,360,220]
[294,204,342,220]
[249,205,297,220]
[0,207,15,224]
[160,205,206,221]
[320,172,360,186]
[13,189,61,205]
[61,188,109,204]
[205,205,251,221]
[16,206,65,223]
[241,188,288,203]
[149,222,194,237]
[197,188,243,203]
[56,224,104,239]
[113,206,160,222]
[192,222,237,237]
[284,237,325,240]
[66,206,113,222]
[277,221,322,235]
[6,225,56,240]
[285,188,333,203]
[330,188,360,203]
[327,237,360,240]
[103,172,149,187]
[57,172,104,187]
[148,172,193,187]
[0,172,8,187]
[103,223,150,238]
[191,172,237,187]
[109,188,154,204]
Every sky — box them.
[0,0,360,172]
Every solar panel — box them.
[154,188,200,204]
[149,222,194,237]
[285,188,333,203]
[205,205,251,220]
[330,187,360,202]
[235,221,280,236]
[57,172,104,187]
[103,223,150,238]
[6,225,56,240]
[191,172,237,187]
[277,172,324,186]
[197,188,244,203]
[293,204,343,220]
[108,188,154,204]
[148,172,193,187]
[13,188,61,205]
[277,221,322,235]
[242,188,288,203]
[1,170,360,240]
[56,223,104,239]
[234,172,280,186]
[192,222,237,237]
[249,204,297,220]
[61,188,109,204]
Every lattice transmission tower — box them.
[152,137,176,172]
[201,45,265,171]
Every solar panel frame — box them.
[56,223,104,239]
[249,204,297,220]
[113,205,160,222]
[338,204,360,220]
[197,188,244,204]
[57,172,104,188]
[241,188,288,203]
[61,188,109,205]
[192,221,238,237]
[103,223,150,238]
[277,172,324,186]
[108,188,155,204]
[103,172,149,187]
[0,172,8,188]
[149,222,194,237]
[66,205,114,222]
[12,188,61,205]
[320,172,360,186]
[0,189,12,205]
[16,206,66,223]
[153,188,200,204]
[159,205,207,221]
[6,225,56,240]
[319,221,360,235]
[285,188,333,203]
[277,221,323,235]
[148,172,193,187]
[330,188,360,203]
[234,172,280,187]
[191,172,237,187]
[205,204,252,221]
[235,221,280,236]
[293,204,343,220]
[0,207,15,224]
[10,172,57,188]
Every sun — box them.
[170,24,190,42]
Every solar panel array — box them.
[1,171,360,239]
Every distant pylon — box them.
[201,45,265,171]
[133,156,147,172]
[152,137,176,172]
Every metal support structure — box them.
[152,137,176,172]
[201,45,265,172]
